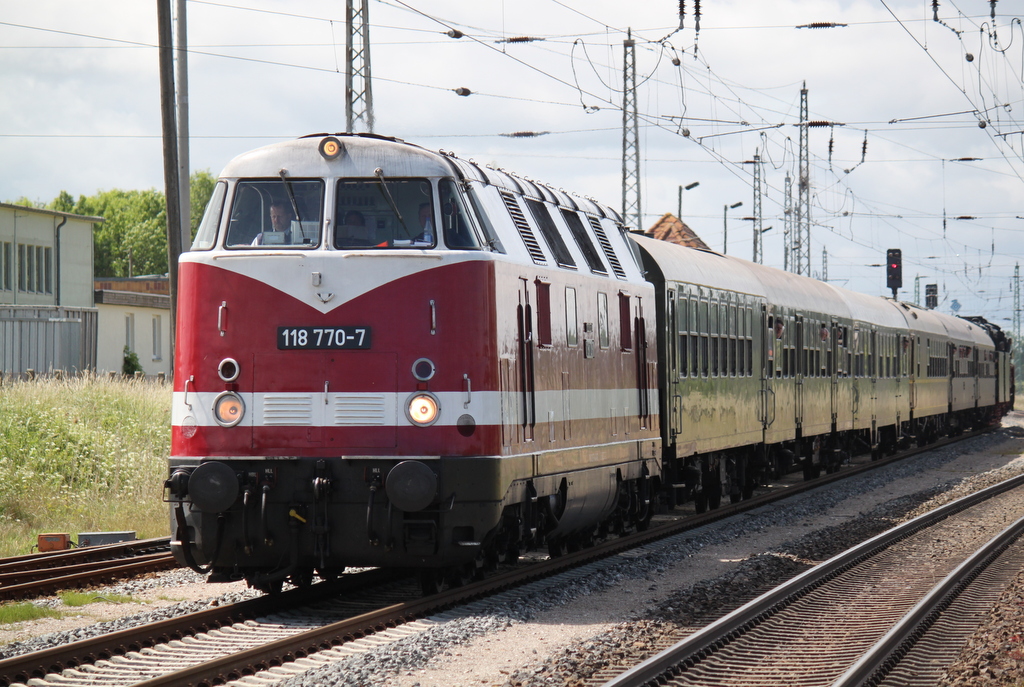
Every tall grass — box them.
[0,376,171,557]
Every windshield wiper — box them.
[279,169,303,224]
[373,167,410,234]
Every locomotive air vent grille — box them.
[333,394,387,426]
[587,215,627,279]
[263,394,314,425]
[499,190,547,265]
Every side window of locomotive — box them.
[226,179,323,248]
[335,178,434,249]
[566,287,578,346]
[561,209,606,274]
[618,292,632,351]
[438,179,483,250]
[464,184,505,253]
[192,181,226,250]
[597,292,610,349]
[526,199,576,269]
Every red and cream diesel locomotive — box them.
[167,133,1013,591]
[167,133,661,590]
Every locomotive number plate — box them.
[277,326,371,350]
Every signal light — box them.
[886,248,902,295]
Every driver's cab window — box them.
[225,179,323,248]
[438,179,484,249]
[335,178,435,249]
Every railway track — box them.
[602,470,1024,687]
[0,429,994,687]
[0,538,175,602]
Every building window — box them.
[152,316,162,361]
[0,242,10,290]
[125,313,136,353]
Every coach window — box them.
[439,179,484,249]
[678,296,689,377]
[618,292,632,351]
[699,296,709,377]
[566,287,578,346]
[710,298,720,376]
[193,180,226,250]
[690,297,699,377]
[598,292,610,349]
[227,179,323,248]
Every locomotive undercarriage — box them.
[167,454,661,594]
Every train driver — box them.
[251,201,293,245]
[412,202,434,245]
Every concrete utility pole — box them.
[621,29,641,232]
[345,0,374,132]
[157,0,183,366]
[175,0,190,252]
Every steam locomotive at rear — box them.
[167,133,1013,593]
[166,134,661,591]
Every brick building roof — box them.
[645,213,712,251]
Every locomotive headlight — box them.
[406,392,440,426]
[213,391,245,427]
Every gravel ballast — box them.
[3,417,1023,687]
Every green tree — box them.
[42,170,217,278]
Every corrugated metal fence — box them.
[0,306,98,377]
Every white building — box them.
[94,278,171,377]
[0,203,100,375]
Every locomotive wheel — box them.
[290,569,315,588]
[694,491,708,514]
[419,568,447,596]
[252,578,283,595]
[547,538,569,558]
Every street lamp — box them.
[677,181,699,219]
[723,201,742,254]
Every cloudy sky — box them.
[2,0,1023,328]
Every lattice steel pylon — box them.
[752,151,763,263]
[794,82,811,276]
[1014,262,1021,344]
[783,172,793,272]
[621,29,641,233]
[345,0,374,133]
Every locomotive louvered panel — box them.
[333,394,386,425]
[263,394,314,425]
[499,190,547,264]
[587,215,627,279]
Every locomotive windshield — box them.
[225,179,324,248]
[335,178,435,249]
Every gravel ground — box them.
[3,416,1024,687]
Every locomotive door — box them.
[516,278,536,443]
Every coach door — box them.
[760,306,776,431]
[516,278,536,443]
[794,316,804,428]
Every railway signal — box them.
[886,248,902,298]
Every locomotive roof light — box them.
[213,391,245,427]
[318,136,344,160]
[406,392,440,426]
[218,358,240,383]
[412,358,436,381]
